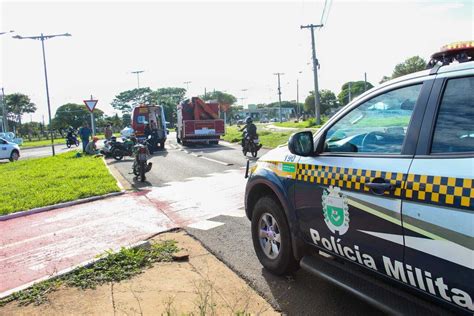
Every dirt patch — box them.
[0,231,277,315]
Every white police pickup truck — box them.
[0,137,20,162]
[245,41,474,315]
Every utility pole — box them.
[131,70,144,89]
[274,73,284,122]
[348,82,352,103]
[364,72,367,92]
[13,32,72,156]
[184,81,191,95]
[301,23,323,124]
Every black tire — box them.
[66,141,71,148]
[251,196,299,275]
[9,150,19,162]
[112,149,123,161]
[139,161,146,182]
[250,142,258,157]
[160,141,165,150]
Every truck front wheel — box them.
[251,197,299,275]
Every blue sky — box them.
[1,0,473,121]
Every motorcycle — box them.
[100,137,116,158]
[132,136,153,182]
[110,137,136,160]
[66,135,79,148]
[242,133,262,158]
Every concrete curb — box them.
[0,234,176,300]
[0,191,126,222]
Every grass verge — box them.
[20,133,122,148]
[272,118,325,129]
[21,138,67,148]
[0,240,178,307]
[223,126,292,148]
[0,152,120,215]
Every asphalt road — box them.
[20,143,77,159]
[109,132,380,315]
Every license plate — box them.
[138,153,147,161]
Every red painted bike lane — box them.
[0,192,177,298]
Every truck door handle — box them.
[365,179,395,195]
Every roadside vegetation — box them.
[20,133,121,148]
[272,118,325,129]
[0,241,178,307]
[0,152,120,215]
[223,126,293,148]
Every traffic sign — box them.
[83,99,98,112]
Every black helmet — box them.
[245,116,253,124]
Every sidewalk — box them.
[0,231,277,315]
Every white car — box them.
[0,137,20,162]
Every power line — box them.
[325,0,333,25]
[320,0,328,25]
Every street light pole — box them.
[184,81,191,94]
[1,30,14,133]
[274,73,284,122]
[131,70,144,89]
[13,32,71,156]
[1,87,7,133]
[40,34,55,155]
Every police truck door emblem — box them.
[322,186,349,235]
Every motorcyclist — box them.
[240,116,258,148]
[66,127,77,143]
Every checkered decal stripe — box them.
[295,163,474,210]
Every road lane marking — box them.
[187,220,224,230]
[199,156,233,166]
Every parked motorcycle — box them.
[242,133,262,158]
[132,136,153,182]
[110,137,136,161]
[66,135,79,148]
[100,137,116,158]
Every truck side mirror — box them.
[288,131,315,156]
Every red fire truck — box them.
[176,97,225,145]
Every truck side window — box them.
[431,77,474,154]
[323,84,422,154]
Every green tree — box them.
[337,81,374,106]
[122,113,131,126]
[380,56,427,83]
[5,93,37,128]
[111,87,153,114]
[305,89,340,114]
[201,90,237,106]
[151,87,187,124]
[52,103,104,130]
[392,56,426,79]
